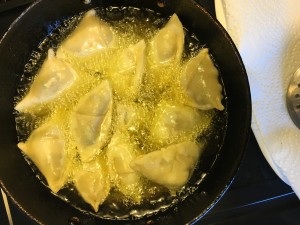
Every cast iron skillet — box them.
[0,0,251,224]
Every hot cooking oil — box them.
[14,6,226,219]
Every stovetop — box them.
[0,1,300,225]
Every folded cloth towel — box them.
[215,0,300,198]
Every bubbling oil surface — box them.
[14,7,227,220]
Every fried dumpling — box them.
[58,9,114,56]
[107,132,141,201]
[15,49,77,112]
[17,123,69,193]
[110,40,146,99]
[181,48,224,110]
[115,102,147,133]
[70,80,113,162]
[150,102,201,145]
[150,14,184,64]
[73,160,110,212]
[115,103,138,130]
[130,141,202,191]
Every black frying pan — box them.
[0,0,251,224]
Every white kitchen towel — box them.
[215,0,300,198]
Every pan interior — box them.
[14,6,228,220]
